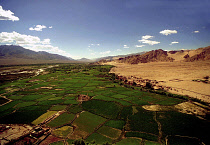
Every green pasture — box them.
[86,133,113,144]
[18,105,50,111]
[105,120,126,130]
[72,111,106,134]
[115,138,142,145]
[0,110,46,124]
[53,126,73,137]
[7,95,23,100]
[32,111,57,125]
[82,100,122,119]
[38,100,64,106]
[68,104,83,114]
[126,131,158,142]
[47,113,75,128]
[0,100,22,112]
[49,141,64,145]
[97,126,121,139]
[157,111,210,144]
[15,101,37,108]
[50,105,67,111]
[144,141,161,145]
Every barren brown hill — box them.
[167,46,210,62]
[184,46,210,62]
[117,49,174,64]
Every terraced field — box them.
[0,64,209,145]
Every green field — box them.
[32,111,57,125]
[53,126,73,137]
[86,133,113,144]
[72,111,107,134]
[47,112,75,127]
[82,100,122,119]
[115,138,142,145]
[0,64,209,145]
[97,126,121,139]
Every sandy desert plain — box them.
[107,60,210,103]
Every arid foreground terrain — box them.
[107,60,210,103]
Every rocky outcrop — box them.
[185,46,210,62]
[117,49,174,64]
[116,75,167,90]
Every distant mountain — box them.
[184,46,210,62]
[116,49,174,64]
[0,45,76,65]
[94,52,146,62]
[167,46,210,62]
[0,45,72,60]
[77,58,93,62]
[103,46,210,65]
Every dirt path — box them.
[153,112,162,143]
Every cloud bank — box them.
[193,31,199,33]
[0,31,66,55]
[170,41,179,45]
[0,6,19,21]
[160,29,177,36]
[29,25,47,31]
[138,35,160,45]
[135,45,145,48]
[123,45,129,48]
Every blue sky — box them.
[0,0,210,59]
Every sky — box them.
[0,0,210,59]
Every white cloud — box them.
[29,25,47,31]
[139,39,160,45]
[142,35,153,40]
[42,39,51,44]
[0,6,19,21]
[100,51,111,55]
[0,31,67,55]
[160,29,177,36]
[135,45,145,48]
[124,45,129,48]
[89,43,100,47]
[138,35,160,45]
[170,41,179,45]
[0,31,41,45]
[117,49,122,51]
[193,30,199,33]
[49,26,53,29]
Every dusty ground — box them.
[39,135,63,145]
[142,102,208,117]
[0,124,32,145]
[106,61,210,103]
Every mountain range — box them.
[113,46,210,64]
[0,45,77,65]
[0,45,71,60]
[1,45,210,66]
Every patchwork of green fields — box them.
[0,64,209,144]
